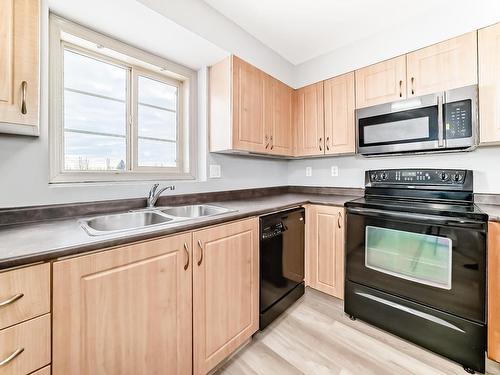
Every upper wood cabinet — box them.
[293,82,325,156]
[306,205,345,299]
[324,72,356,155]
[209,56,292,156]
[267,76,293,155]
[406,32,477,97]
[52,233,193,375]
[0,0,40,135]
[355,55,406,108]
[193,218,259,375]
[488,222,500,362]
[479,23,500,145]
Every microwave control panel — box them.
[445,100,472,139]
[368,169,468,185]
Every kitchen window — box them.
[49,15,197,183]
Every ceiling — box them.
[203,0,455,65]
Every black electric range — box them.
[345,168,487,374]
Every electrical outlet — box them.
[331,166,339,177]
[209,164,221,178]
[306,167,312,177]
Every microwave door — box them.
[356,93,441,155]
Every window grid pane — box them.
[137,75,179,168]
[63,48,128,172]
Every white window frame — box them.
[49,14,197,183]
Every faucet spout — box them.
[147,184,175,208]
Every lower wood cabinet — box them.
[193,218,259,375]
[488,222,500,361]
[306,205,345,299]
[0,314,51,375]
[52,218,259,375]
[52,233,193,375]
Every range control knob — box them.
[440,172,449,181]
[380,172,387,180]
[453,173,464,182]
[371,173,378,181]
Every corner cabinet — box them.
[193,218,259,375]
[306,205,345,299]
[324,72,356,155]
[293,82,325,156]
[52,233,194,375]
[0,0,40,135]
[209,56,292,156]
[479,23,500,145]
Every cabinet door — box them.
[407,32,477,97]
[193,218,259,375]
[52,234,193,375]
[479,23,500,144]
[232,57,266,153]
[270,79,292,156]
[324,72,356,155]
[489,222,500,361]
[355,55,406,108]
[0,0,39,132]
[293,82,324,156]
[306,205,345,299]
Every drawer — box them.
[0,264,50,330]
[29,366,50,375]
[0,314,51,375]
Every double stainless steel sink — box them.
[80,204,234,236]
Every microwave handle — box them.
[438,94,445,148]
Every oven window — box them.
[363,117,429,144]
[365,226,452,289]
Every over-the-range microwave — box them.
[356,85,478,156]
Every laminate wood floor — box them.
[217,288,499,375]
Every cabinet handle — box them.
[326,136,330,151]
[399,80,403,97]
[21,81,27,115]
[197,240,203,266]
[337,212,342,229]
[265,135,269,149]
[0,293,24,308]
[183,243,189,270]
[0,348,24,367]
[270,136,274,150]
[319,137,323,151]
[411,77,415,95]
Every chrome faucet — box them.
[147,183,175,208]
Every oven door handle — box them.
[347,207,485,229]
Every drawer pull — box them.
[0,348,24,367]
[0,293,24,308]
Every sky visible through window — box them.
[63,49,178,171]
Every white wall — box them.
[0,1,289,208]
[287,147,500,194]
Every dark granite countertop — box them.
[0,193,358,270]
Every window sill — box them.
[49,171,196,184]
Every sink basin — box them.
[158,204,232,218]
[81,211,174,236]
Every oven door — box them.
[357,92,443,155]
[346,207,486,323]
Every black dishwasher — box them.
[259,207,305,329]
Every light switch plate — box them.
[331,166,339,177]
[209,164,221,178]
[306,167,312,177]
